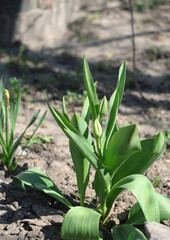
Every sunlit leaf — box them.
[127,193,170,225]
[104,125,141,175]
[13,168,72,208]
[112,132,165,185]
[101,62,126,151]
[112,224,147,240]
[61,206,101,240]
[106,174,160,223]
[83,56,99,122]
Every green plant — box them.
[152,176,162,187]
[66,90,85,105]
[22,135,54,147]
[0,78,47,173]
[14,57,170,239]
[163,127,170,149]
[134,0,168,11]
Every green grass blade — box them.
[106,174,160,223]
[111,132,165,185]
[13,168,72,208]
[112,224,147,240]
[61,206,101,240]
[83,56,99,122]
[104,125,141,175]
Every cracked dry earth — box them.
[0,0,170,239]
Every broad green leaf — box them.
[101,62,126,151]
[70,113,92,205]
[62,96,70,121]
[112,132,165,185]
[112,224,147,240]
[13,168,72,208]
[127,193,170,225]
[61,206,101,240]
[83,56,99,122]
[104,125,141,175]
[106,174,160,223]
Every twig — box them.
[128,0,146,101]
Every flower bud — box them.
[99,96,107,117]
[4,89,9,109]
[93,119,102,138]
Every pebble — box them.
[145,222,170,240]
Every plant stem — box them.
[80,196,84,207]
[101,201,109,225]
[129,0,145,100]
[96,136,102,158]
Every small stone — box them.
[145,222,170,240]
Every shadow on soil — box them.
[0,43,170,106]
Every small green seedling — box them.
[14,57,170,239]
[66,90,84,105]
[22,135,54,147]
[152,176,162,187]
[164,127,170,148]
[0,78,47,173]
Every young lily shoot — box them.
[14,57,170,240]
[0,78,47,173]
